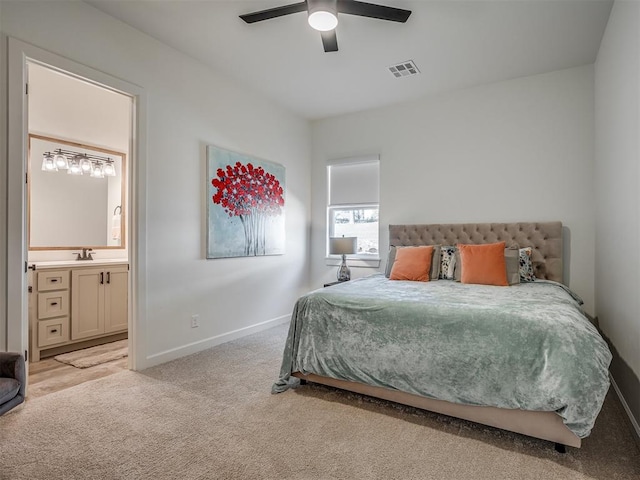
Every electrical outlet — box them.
[191,314,199,328]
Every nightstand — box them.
[323,280,348,288]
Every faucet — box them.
[76,248,94,261]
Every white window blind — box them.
[328,159,379,206]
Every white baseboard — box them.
[610,374,640,446]
[144,314,290,369]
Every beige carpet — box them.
[1,324,638,480]
[54,340,128,368]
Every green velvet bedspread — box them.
[273,274,612,438]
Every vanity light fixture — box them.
[41,153,57,172]
[53,152,69,170]
[103,162,116,177]
[67,157,82,175]
[90,163,104,178]
[79,155,93,173]
[42,148,117,178]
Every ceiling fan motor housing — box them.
[308,0,338,14]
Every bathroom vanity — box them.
[28,259,128,362]
[27,134,129,362]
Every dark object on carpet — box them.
[0,352,25,415]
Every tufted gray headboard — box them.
[389,222,563,283]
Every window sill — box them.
[325,256,381,269]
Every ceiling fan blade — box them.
[240,2,308,24]
[337,0,411,22]
[321,30,339,52]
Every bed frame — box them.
[294,221,581,449]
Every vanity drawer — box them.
[38,270,70,291]
[38,291,70,319]
[38,317,70,348]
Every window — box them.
[327,157,380,259]
[329,206,379,256]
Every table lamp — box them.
[329,236,357,281]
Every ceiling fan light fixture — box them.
[240,0,411,52]
[308,0,338,31]
[308,10,338,31]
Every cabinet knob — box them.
[50,302,58,306]
[50,279,58,283]
[50,329,58,334]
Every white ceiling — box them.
[87,0,613,120]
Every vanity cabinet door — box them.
[71,268,105,340]
[104,266,128,334]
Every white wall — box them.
[594,0,640,429]
[311,66,596,314]
[0,1,311,362]
[29,64,131,153]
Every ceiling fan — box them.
[240,0,412,53]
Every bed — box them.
[273,222,612,449]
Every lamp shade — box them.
[329,236,357,255]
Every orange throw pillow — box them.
[389,246,434,282]
[457,242,508,286]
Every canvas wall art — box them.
[207,145,285,258]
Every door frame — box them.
[7,38,148,371]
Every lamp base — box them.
[337,254,351,282]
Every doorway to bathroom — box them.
[6,38,147,397]
[24,62,132,397]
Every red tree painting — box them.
[212,161,285,256]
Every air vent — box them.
[388,60,420,78]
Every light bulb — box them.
[41,154,57,171]
[91,163,104,178]
[103,162,116,177]
[79,155,92,173]
[67,158,82,175]
[308,11,338,31]
[41,154,52,171]
[54,153,68,170]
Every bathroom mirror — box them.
[28,134,126,250]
